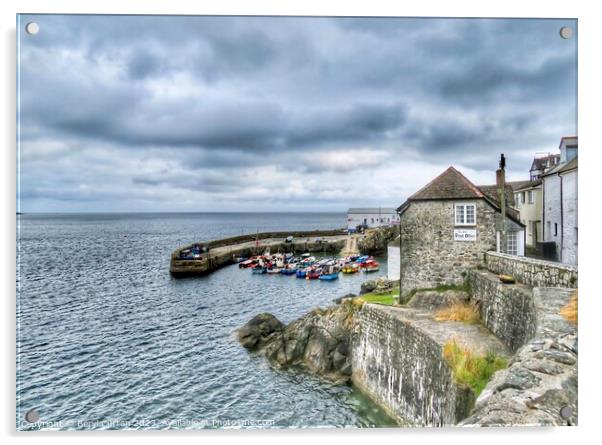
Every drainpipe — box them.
[558,173,564,263]
[496,154,507,253]
[396,209,402,303]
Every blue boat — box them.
[318,273,339,281]
[296,269,307,278]
[281,268,297,275]
[252,267,267,274]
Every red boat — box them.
[306,268,322,280]
[364,260,380,272]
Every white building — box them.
[387,236,400,281]
[346,208,399,230]
[542,136,578,265]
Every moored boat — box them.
[306,268,322,280]
[342,263,359,274]
[364,260,380,272]
[318,273,339,281]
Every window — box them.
[521,191,526,204]
[515,193,521,208]
[527,190,534,204]
[507,232,518,256]
[455,203,476,226]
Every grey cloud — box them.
[17,15,577,212]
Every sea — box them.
[16,212,397,430]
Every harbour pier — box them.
[170,229,355,276]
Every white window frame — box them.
[454,202,477,226]
[527,190,534,204]
[507,231,518,256]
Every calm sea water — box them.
[16,213,396,430]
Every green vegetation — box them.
[442,339,507,396]
[354,288,399,306]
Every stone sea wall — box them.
[485,252,578,288]
[467,269,536,352]
[351,305,475,426]
[461,287,578,426]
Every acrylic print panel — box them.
[16,15,578,430]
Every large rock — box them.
[237,313,284,350]
[360,277,397,295]
[357,226,398,255]
[238,304,356,383]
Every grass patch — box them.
[442,339,507,396]
[560,290,578,325]
[354,288,399,306]
[435,303,480,324]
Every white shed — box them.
[347,208,399,230]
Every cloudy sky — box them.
[17,15,577,212]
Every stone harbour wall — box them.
[467,269,537,352]
[461,287,578,426]
[485,252,578,288]
[351,304,474,426]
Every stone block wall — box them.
[467,269,536,352]
[399,200,498,298]
[485,252,578,288]
[351,305,474,426]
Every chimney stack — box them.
[496,154,507,253]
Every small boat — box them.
[280,267,297,275]
[355,255,374,265]
[267,268,282,274]
[342,263,359,274]
[364,260,380,272]
[319,273,339,281]
[296,269,307,278]
[252,267,267,274]
[301,253,311,258]
[306,269,322,280]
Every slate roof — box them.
[396,166,524,226]
[543,155,578,176]
[477,184,516,208]
[347,208,397,214]
[530,154,560,173]
[406,166,484,201]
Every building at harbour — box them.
[542,136,578,265]
[390,165,525,298]
[512,179,543,249]
[346,208,399,230]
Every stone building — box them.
[542,136,578,265]
[392,166,525,300]
[346,208,398,230]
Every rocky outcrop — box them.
[360,277,397,295]
[357,226,398,255]
[461,287,578,426]
[237,304,356,383]
[236,313,285,349]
